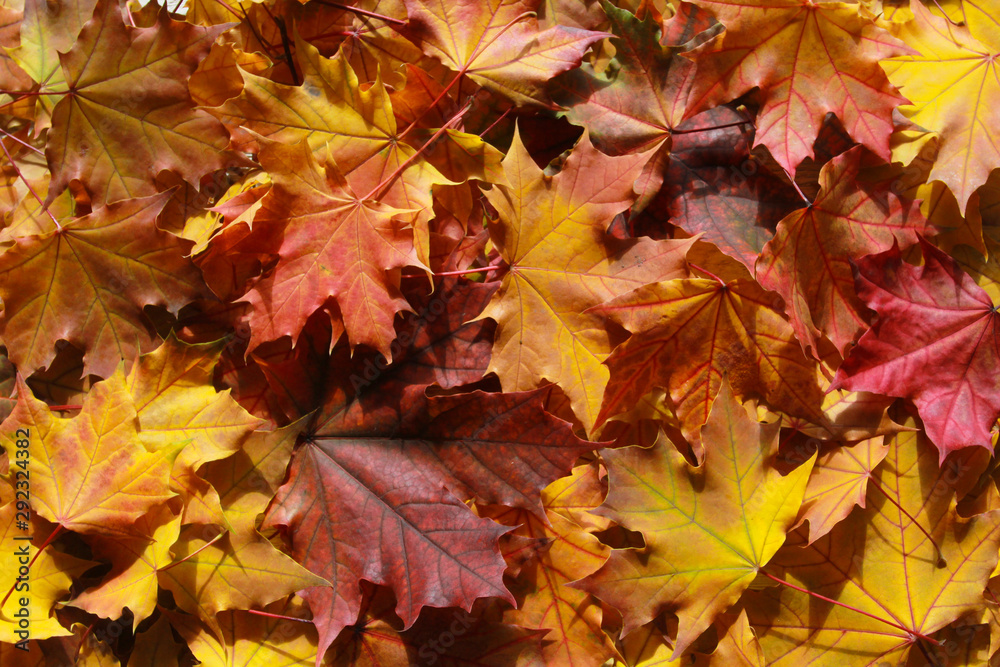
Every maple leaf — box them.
[791,347,907,443]
[229,138,423,359]
[259,356,602,662]
[480,128,691,432]
[1,0,93,134]
[699,609,767,666]
[581,381,815,656]
[832,239,1000,462]
[199,419,306,535]
[881,0,1000,211]
[68,503,180,625]
[115,331,286,527]
[792,436,889,545]
[307,276,498,435]
[539,0,607,30]
[165,597,321,667]
[332,1,424,91]
[45,0,234,205]
[951,224,1000,310]
[0,353,15,425]
[157,525,328,630]
[125,334,264,494]
[188,43,270,109]
[262,437,515,664]
[1,172,76,242]
[485,465,622,666]
[502,512,621,666]
[125,616,186,667]
[212,31,494,264]
[400,0,607,107]
[646,105,802,274]
[683,0,911,176]
[0,5,31,96]
[745,423,1000,664]
[6,0,93,121]
[755,145,929,356]
[614,607,767,666]
[0,193,211,379]
[542,462,612,533]
[266,376,600,659]
[401,390,604,518]
[594,274,825,453]
[5,0,1000,660]
[327,583,547,666]
[557,0,694,155]
[0,507,94,643]
[663,2,719,44]
[215,34,405,171]
[2,373,173,536]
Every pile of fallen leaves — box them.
[0,0,999,664]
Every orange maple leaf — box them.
[684,0,911,175]
[2,373,173,536]
[0,193,211,379]
[227,138,424,358]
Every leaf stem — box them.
[263,7,300,86]
[363,100,472,201]
[790,177,812,205]
[479,107,513,139]
[312,0,407,25]
[0,525,63,609]
[77,623,95,661]
[777,423,802,451]
[300,30,364,45]
[433,264,503,277]
[866,475,946,568]
[0,134,61,230]
[929,0,961,25]
[0,127,43,155]
[47,404,83,411]
[159,530,227,572]
[246,608,315,623]
[239,5,276,58]
[671,119,754,135]
[397,69,467,143]
[759,569,942,646]
[0,90,66,96]
[208,0,243,20]
[915,636,944,667]
[688,263,726,286]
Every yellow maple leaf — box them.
[882,0,1000,211]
